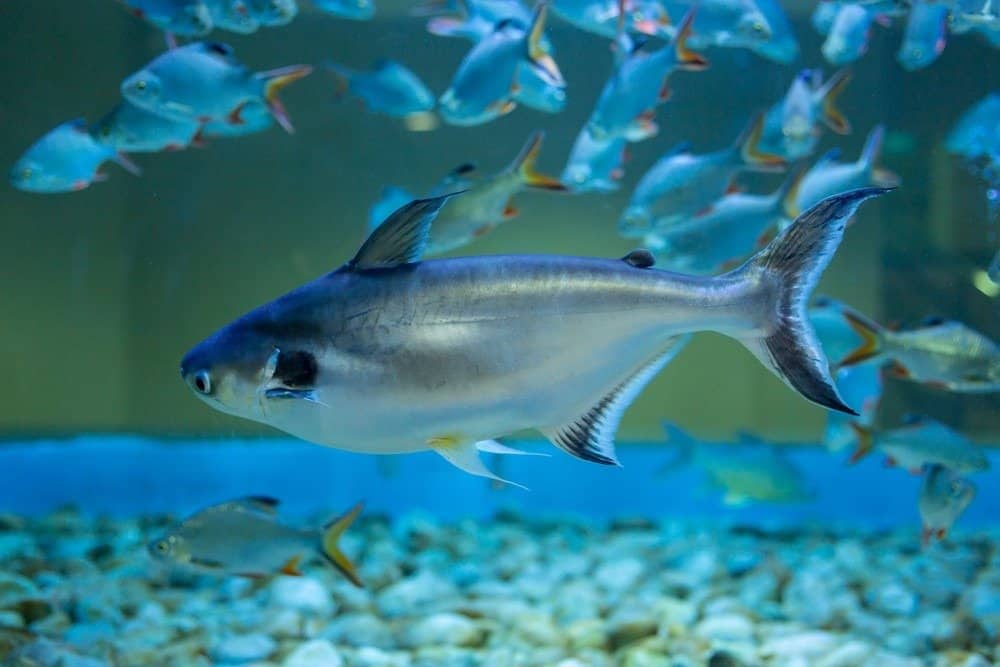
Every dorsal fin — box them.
[348,194,458,270]
[236,496,280,514]
[622,249,655,268]
[541,336,690,466]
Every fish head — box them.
[147,532,190,566]
[736,9,773,43]
[181,315,324,423]
[8,157,58,193]
[121,70,165,114]
[896,39,943,71]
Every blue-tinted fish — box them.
[749,0,799,62]
[587,10,707,142]
[246,0,298,25]
[662,0,773,54]
[369,186,419,231]
[178,189,887,484]
[148,496,364,585]
[759,68,852,161]
[10,119,141,194]
[839,311,1000,393]
[945,92,1000,161]
[824,363,883,452]
[660,424,813,506]
[92,100,203,153]
[644,163,805,275]
[200,99,275,137]
[822,3,876,65]
[121,42,312,133]
[551,0,674,39]
[619,114,785,238]
[949,0,1000,40]
[561,128,628,192]
[918,464,976,546]
[327,60,436,119]
[373,132,566,254]
[809,295,867,364]
[514,62,567,113]
[796,125,899,213]
[439,3,562,126]
[849,416,989,473]
[425,0,534,41]
[897,0,949,70]
[811,0,841,35]
[120,0,214,35]
[314,0,375,20]
[205,0,260,32]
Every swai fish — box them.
[897,0,949,71]
[618,113,785,238]
[246,0,298,25]
[205,0,260,33]
[438,3,563,126]
[587,9,707,143]
[643,162,805,275]
[659,424,813,506]
[120,0,214,35]
[839,311,1000,393]
[149,496,364,585]
[179,189,887,485]
[823,362,883,452]
[918,464,976,546]
[759,68,852,161]
[371,131,566,254]
[10,119,141,194]
[551,0,674,39]
[200,98,275,138]
[848,416,990,473]
[795,125,899,214]
[92,100,203,153]
[121,41,312,133]
[314,0,376,20]
[326,60,436,120]
[561,127,628,192]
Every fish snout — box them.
[618,206,652,237]
[180,351,215,398]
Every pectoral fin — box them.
[475,439,549,457]
[429,437,528,489]
[264,388,327,406]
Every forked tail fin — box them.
[320,502,364,587]
[730,188,893,414]
[258,64,314,133]
[673,9,709,70]
[734,113,786,172]
[837,307,886,367]
[818,68,852,134]
[511,130,567,191]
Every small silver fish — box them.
[848,416,990,473]
[822,3,876,65]
[561,128,628,192]
[148,496,363,585]
[120,0,214,35]
[839,311,1000,393]
[759,68,851,160]
[660,424,813,506]
[425,0,534,41]
[327,60,436,119]
[619,113,785,237]
[918,464,976,546]
[179,189,887,486]
[315,0,375,20]
[372,131,566,254]
[945,92,1000,161]
[205,0,260,33]
[551,0,674,40]
[92,100,203,153]
[897,0,949,71]
[795,125,899,214]
[246,0,298,25]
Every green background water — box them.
[0,0,996,443]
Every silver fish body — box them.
[181,190,886,481]
[918,463,976,545]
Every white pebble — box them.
[694,613,754,643]
[282,639,343,667]
[210,634,277,663]
[270,576,334,615]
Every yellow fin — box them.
[320,502,364,587]
[280,554,303,577]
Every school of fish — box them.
[9,0,998,580]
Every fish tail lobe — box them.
[860,124,900,187]
[513,130,566,191]
[258,64,314,133]
[846,422,874,463]
[526,2,563,85]
[730,188,893,415]
[736,112,786,172]
[673,9,709,70]
[319,502,364,587]
[819,68,852,135]
[838,308,886,368]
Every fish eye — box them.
[155,540,170,553]
[20,167,33,180]
[193,370,212,395]
[136,80,147,91]
[753,21,765,33]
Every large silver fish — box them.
[180,189,888,485]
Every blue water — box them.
[3,436,998,532]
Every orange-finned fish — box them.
[149,496,364,586]
[918,463,976,546]
[847,416,990,474]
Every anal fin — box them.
[429,437,529,489]
[541,336,690,466]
